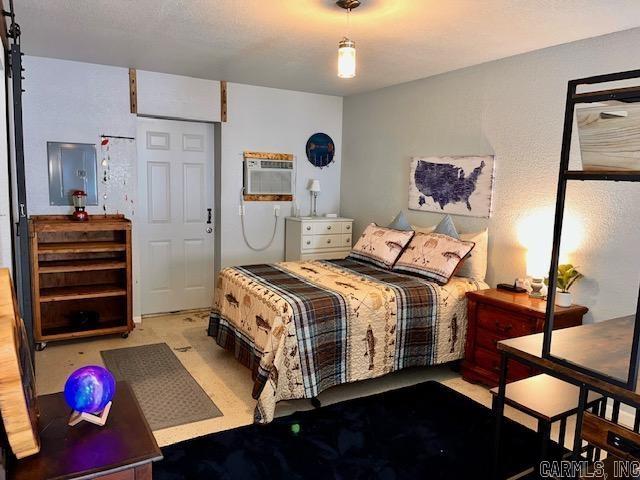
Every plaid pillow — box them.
[348,223,415,269]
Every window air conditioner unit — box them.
[243,159,294,195]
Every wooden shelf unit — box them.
[30,215,133,349]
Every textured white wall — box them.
[21,57,343,310]
[220,82,343,268]
[22,57,141,317]
[342,28,640,324]
[22,57,137,215]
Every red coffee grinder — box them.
[71,190,89,221]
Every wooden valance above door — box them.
[129,69,226,123]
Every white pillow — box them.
[456,229,488,281]
[412,224,488,281]
[412,224,436,234]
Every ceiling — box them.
[14,0,640,96]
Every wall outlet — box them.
[239,205,245,216]
[273,205,280,217]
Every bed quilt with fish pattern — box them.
[208,258,487,423]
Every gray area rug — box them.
[101,343,222,431]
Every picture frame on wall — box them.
[408,155,495,218]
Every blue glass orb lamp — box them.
[64,365,116,427]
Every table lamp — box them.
[308,179,321,216]
[64,365,116,427]
[71,190,89,221]
[526,248,548,299]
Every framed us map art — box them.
[408,155,495,218]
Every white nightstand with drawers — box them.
[285,217,354,261]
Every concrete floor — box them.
[35,311,571,449]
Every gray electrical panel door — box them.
[47,142,98,206]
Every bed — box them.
[208,257,489,423]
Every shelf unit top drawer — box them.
[582,411,640,460]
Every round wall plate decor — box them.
[306,133,335,168]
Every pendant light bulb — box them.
[338,37,356,79]
[336,1,358,79]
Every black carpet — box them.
[154,380,562,480]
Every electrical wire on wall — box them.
[239,187,278,251]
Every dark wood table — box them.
[9,381,162,480]
[492,316,640,479]
[499,316,640,403]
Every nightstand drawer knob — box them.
[306,226,311,231]
[327,225,332,230]
[495,321,513,333]
[306,241,311,245]
[346,225,351,230]
[327,239,332,244]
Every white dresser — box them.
[285,217,354,261]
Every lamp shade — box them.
[308,180,321,193]
[526,247,549,279]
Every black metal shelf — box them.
[492,66,640,480]
[544,67,640,393]
[573,85,640,104]
[565,170,640,182]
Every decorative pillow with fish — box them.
[393,232,475,284]
[348,223,415,269]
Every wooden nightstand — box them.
[10,381,162,480]
[462,289,588,387]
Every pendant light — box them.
[336,0,360,79]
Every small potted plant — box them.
[551,264,583,307]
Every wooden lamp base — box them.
[68,401,112,427]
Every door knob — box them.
[206,227,213,234]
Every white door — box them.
[137,118,214,314]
